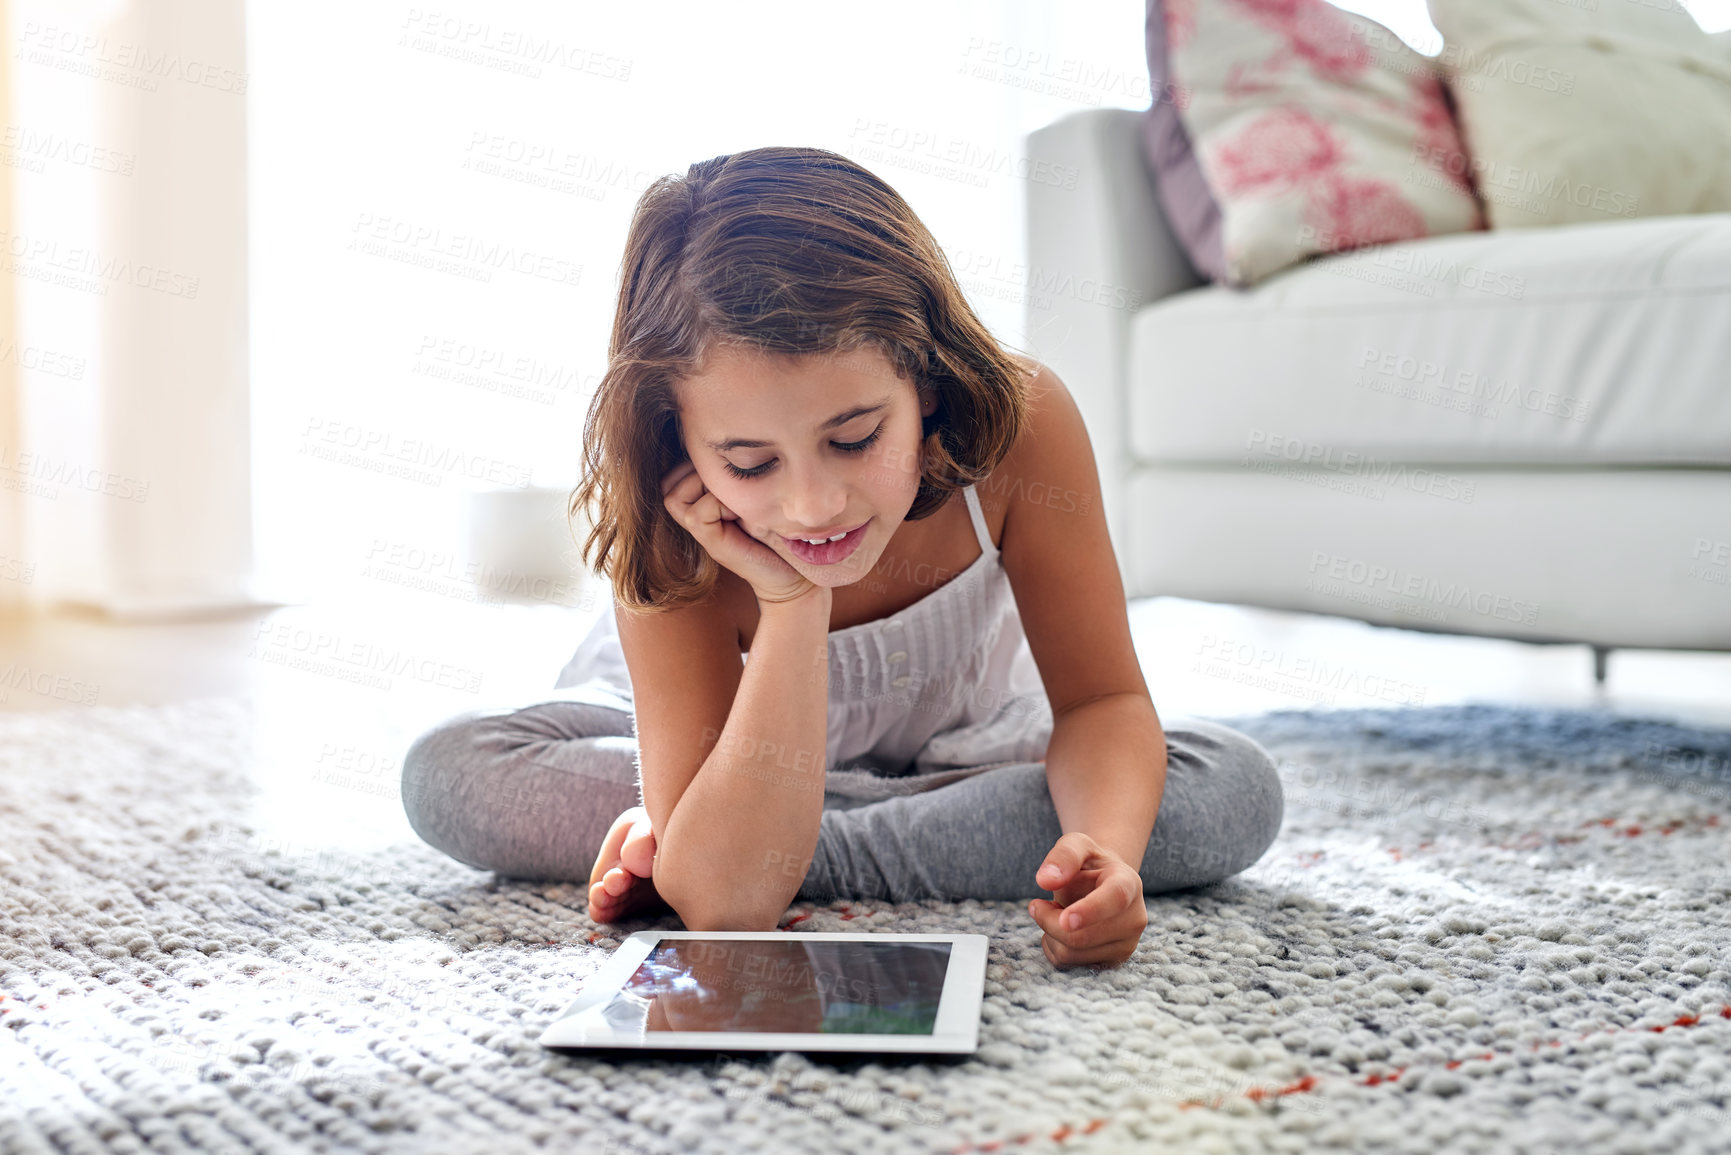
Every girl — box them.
[401,146,1284,969]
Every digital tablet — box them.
[538,931,989,1056]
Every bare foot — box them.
[587,806,669,923]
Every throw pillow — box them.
[1426,0,1731,228]
[1138,0,1485,287]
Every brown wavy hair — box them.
[570,145,1038,613]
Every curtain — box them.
[4,0,254,618]
[0,0,21,609]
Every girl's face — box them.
[673,342,931,590]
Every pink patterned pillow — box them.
[1141,0,1485,286]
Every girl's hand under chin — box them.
[660,460,822,606]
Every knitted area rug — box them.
[3,698,1730,1155]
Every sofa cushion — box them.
[1138,0,1484,287]
[1427,0,1731,229]
[1138,0,1224,281]
[1126,212,1731,467]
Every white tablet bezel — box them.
[538,930,989,1054]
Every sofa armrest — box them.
[1023,108,1204,580]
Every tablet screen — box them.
[592,937,953,1036]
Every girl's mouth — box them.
[781,519,870,565]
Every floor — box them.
[13,688,1727,1154]
[4,590,1729,863]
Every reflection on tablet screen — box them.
[595,939,953,1035]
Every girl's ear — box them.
[919,388,941,441]
[918,378,939,415]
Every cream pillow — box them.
[1426,0,1731,228]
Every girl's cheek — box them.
[866,444,911,488]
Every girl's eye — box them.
[722,425,883,481]
[838,426,885,454]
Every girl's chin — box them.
[791,547,877,586]
[808,571,869,588]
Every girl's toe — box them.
[620,827,656,876]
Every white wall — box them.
[245,0,1154,605]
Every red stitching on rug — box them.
[779,903,888,929]
[1444,1053,1493,1068]
[943,1004,1731,1152]
[1568,815,1717,841]
[1365,811,1726,861]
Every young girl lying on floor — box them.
[400,145,1284,968]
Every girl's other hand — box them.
[1026,832,1148,968]
[661,460,819,606]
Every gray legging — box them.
[399,696,1285,906]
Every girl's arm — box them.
[999,365,1164,965]
[646,585,833,931]
[999,365,1163,866]
[1041,695,1166,869]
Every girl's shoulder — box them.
[971,359,1074,527]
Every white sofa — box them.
[1023,107,1731,671]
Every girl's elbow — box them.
[654,855,780,933]
[677,904,781,934]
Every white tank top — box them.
[553,483,1053,800]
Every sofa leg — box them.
[1592,645,1611,686]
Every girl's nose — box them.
[780,467,848,531]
